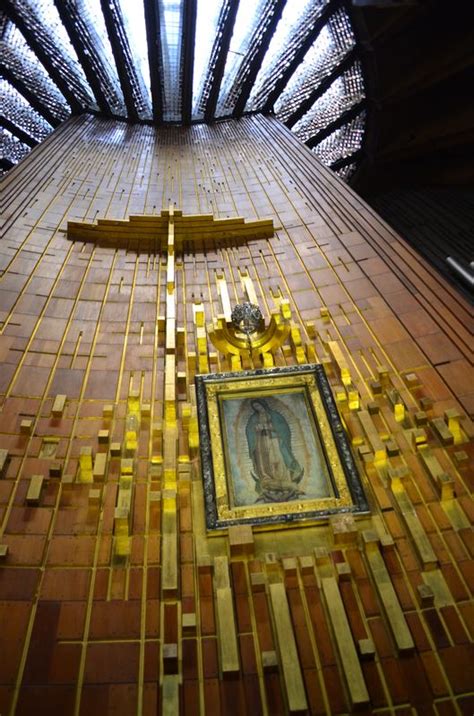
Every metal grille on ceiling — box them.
[1,0,367,181]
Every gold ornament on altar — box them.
[208,299,292,363]
[231,302,264,353]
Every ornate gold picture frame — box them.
[196,364,368,530]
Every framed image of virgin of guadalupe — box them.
[196,364,369,530]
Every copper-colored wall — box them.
[0,114,472,716]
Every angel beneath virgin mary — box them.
[245,399,305,503]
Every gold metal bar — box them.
[269,582,308,713]
[26,475,44,505]
[166,318,176,354]
[364,534,415,652]
[162,500,178,597]
[166,292,176,320]
[0,449,8,478]
[240,272,258,306]
[93,452,107,481]
[390,480,438,569]
[441,499,470,531]
[79,447,93,483]
[52,394,67,417]
[327,340,351,386]
[214,557,240,675]
[162,675,180,716]
[431,417,454,446]
[422,569,454,607]
[444,408,464,444]
[419,449,455,500]
[322,577,369,707]
[217,275,232,323]
[357,409,386,465]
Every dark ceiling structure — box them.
[351,0,474,300]
[0,0,369,181]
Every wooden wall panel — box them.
[0,114,472,716]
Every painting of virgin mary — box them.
[246,399,304,503]
[197,364,369,529]
[221,389,333,507]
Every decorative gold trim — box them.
[67,210,274,249]
[207,299,292,359]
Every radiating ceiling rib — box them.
[306,99,367,148]
[0,23,69,127]
[334,161,357,181]
[255,0,341,114]
[285,47,358,128]
[291,61,365,145]
[216,0,287,117]
[156,0,185,123]
[312,110,366,168]
[274,9,356,125]
[1,158,15,172]
[52,0,125,116]
[230,0,287,117]
[194,0,240,123]
[245,0,325,112]
[330,150,362,172]
[3,0,94,113]
[0,126,31,165]
[100,0,150,121]
[0,116,37,147]
[143,0,164,123]
[0,62,60,127]
[1,78,54,142]
[0,0,368,183]
[180,0,197,124]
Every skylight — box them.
[118,0,152,102]
[192,0,223,118]
[1,0,368,181]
